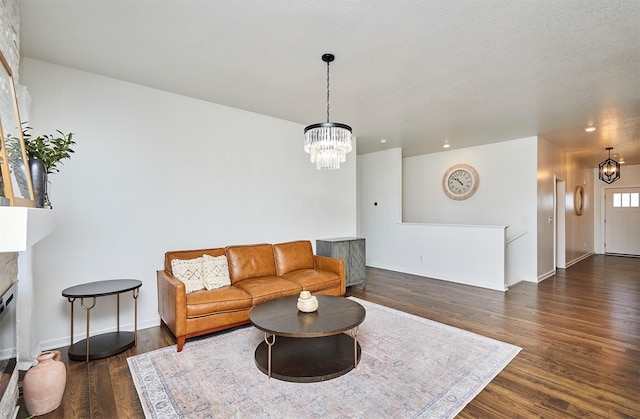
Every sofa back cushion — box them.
[273,240,315,276]
[225,244,277,283]
[164,248,226,274]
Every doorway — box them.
[604,187,640,256]
[556,179,566,268]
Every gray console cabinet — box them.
[316,237,366,288]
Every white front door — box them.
[605,188,640,256]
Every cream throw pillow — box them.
[202,254,231,290]
[171,257,205,293]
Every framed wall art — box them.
[0,48,34,207]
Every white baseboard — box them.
[537,269,556,282]
[565,252,593,268]
[366,263,507,292]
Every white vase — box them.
[297,291,318,312]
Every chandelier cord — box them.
[326,59,330,123]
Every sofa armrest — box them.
[157,270,187,337]
[314,255,346,296]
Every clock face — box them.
[442,164,479,200]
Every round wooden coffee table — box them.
[250,295,366,382]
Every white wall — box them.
[594,164,640,254]
[536,137,564,280]
[564,154,594,265]
[20,58,357,350]
[359,148,403,265]
[402,137,538,285]
[359,138,538,290]
[403,138,536,229]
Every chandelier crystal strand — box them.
[303,53,353,170]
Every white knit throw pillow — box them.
[202,254,231,290]
[171,257,205,293]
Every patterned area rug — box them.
[128,298,520,418]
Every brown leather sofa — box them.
[157,240,345,351]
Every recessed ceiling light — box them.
[585,126,597,132]
[442,143,450,149]
[380,139,387,144]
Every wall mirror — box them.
[0,49,34,207]
[574,185,584,216]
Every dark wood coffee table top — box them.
[250,295,365,338]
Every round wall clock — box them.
[442,164,480,200]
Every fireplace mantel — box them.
[0,207,55,252]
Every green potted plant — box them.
[20,125,76,208]
[21,126,76,174]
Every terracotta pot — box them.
[23,350,67,416]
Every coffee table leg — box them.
[351,326,360,368]
[264,332,276,378]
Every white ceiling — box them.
[19,0,640,167]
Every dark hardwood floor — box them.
[19,254,639,418]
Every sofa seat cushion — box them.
[282,269,342,292]
[234,276,302,305]
[186,285,253,318]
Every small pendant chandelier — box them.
[304,53,353,170]
[598,147,621,184]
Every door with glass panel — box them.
[605,188,640,256]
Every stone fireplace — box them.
[0,282,17,419]
[0,207,55,418]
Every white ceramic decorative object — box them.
[297,291,318,312]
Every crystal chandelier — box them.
[598,147,621,184]
[304,54,352,170]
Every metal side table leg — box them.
[80,297,97,363]
[133,288,139,346]
[67,297,76,347]
[116,293,120,333]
